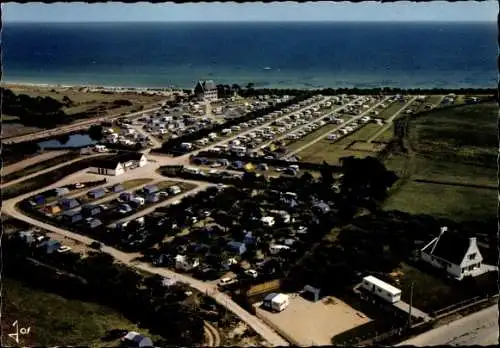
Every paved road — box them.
[396,305,499,346]
[2,150,70,177]
[130,124,164,148]
[1,165,289,346]
[286,96,392,157]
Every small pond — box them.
[38,133,97,149]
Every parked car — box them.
[57,245,72,253]
[245,269,259,278]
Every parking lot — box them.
[130,95,289,146]
[255,293,371,346]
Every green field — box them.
[376,101,406,120]
[383,180,496,221]
[1,278,148,347]
[409,102,497,166]
[382,101,497,221]
[297,139,374,165]
[284,124,338,152]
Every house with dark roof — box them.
[89,152,147,176]
[88,187,106,199]
[59,198,80,210]
[420,226,484,279]
[194,80,218,102]
[112,184,125,193]
[82,204,102,217]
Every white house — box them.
[420,226,484,280]
[361,275,402,303]
[194,80,218,102]
[89,152,147,176]
[175,254,199,272]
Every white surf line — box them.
[285,96,393,158]
[257,96,365,151]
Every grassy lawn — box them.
[334,123,385,146]
[156,180,181,190]
[298,139,374,165]
[123,178,154,190]
[392,263,472,313]
[414,95,443,113]
[411,157,497,187]
[1,153,80,183]
[376,101,407,120]
[408,101,497,167]
[382,101,497,222]
[1,278,148,347]
[383,180,496,221]
[284,124,338,152]
[372,126,394,143]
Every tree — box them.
[88,125,104,141]
[56,133,70,145]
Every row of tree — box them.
[210,84,495,99]
[1,87,68,127]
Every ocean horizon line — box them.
[4,20,495,24]
[3,80,495,92]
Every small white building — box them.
[361,275,402,303]
[89,152,147,176]
[263,293,290,312]
[420,226,484,280]
[261,216,275,227]
[94,144,107,152]
[175,254,199,272]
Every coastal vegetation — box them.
[2,277,153,347]
[1,87,67,127]
[1,85,165,135]
[3,235,206,346]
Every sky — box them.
[2,1,496,23]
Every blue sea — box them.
[3,22,497,89]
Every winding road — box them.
[1,158,289,346]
